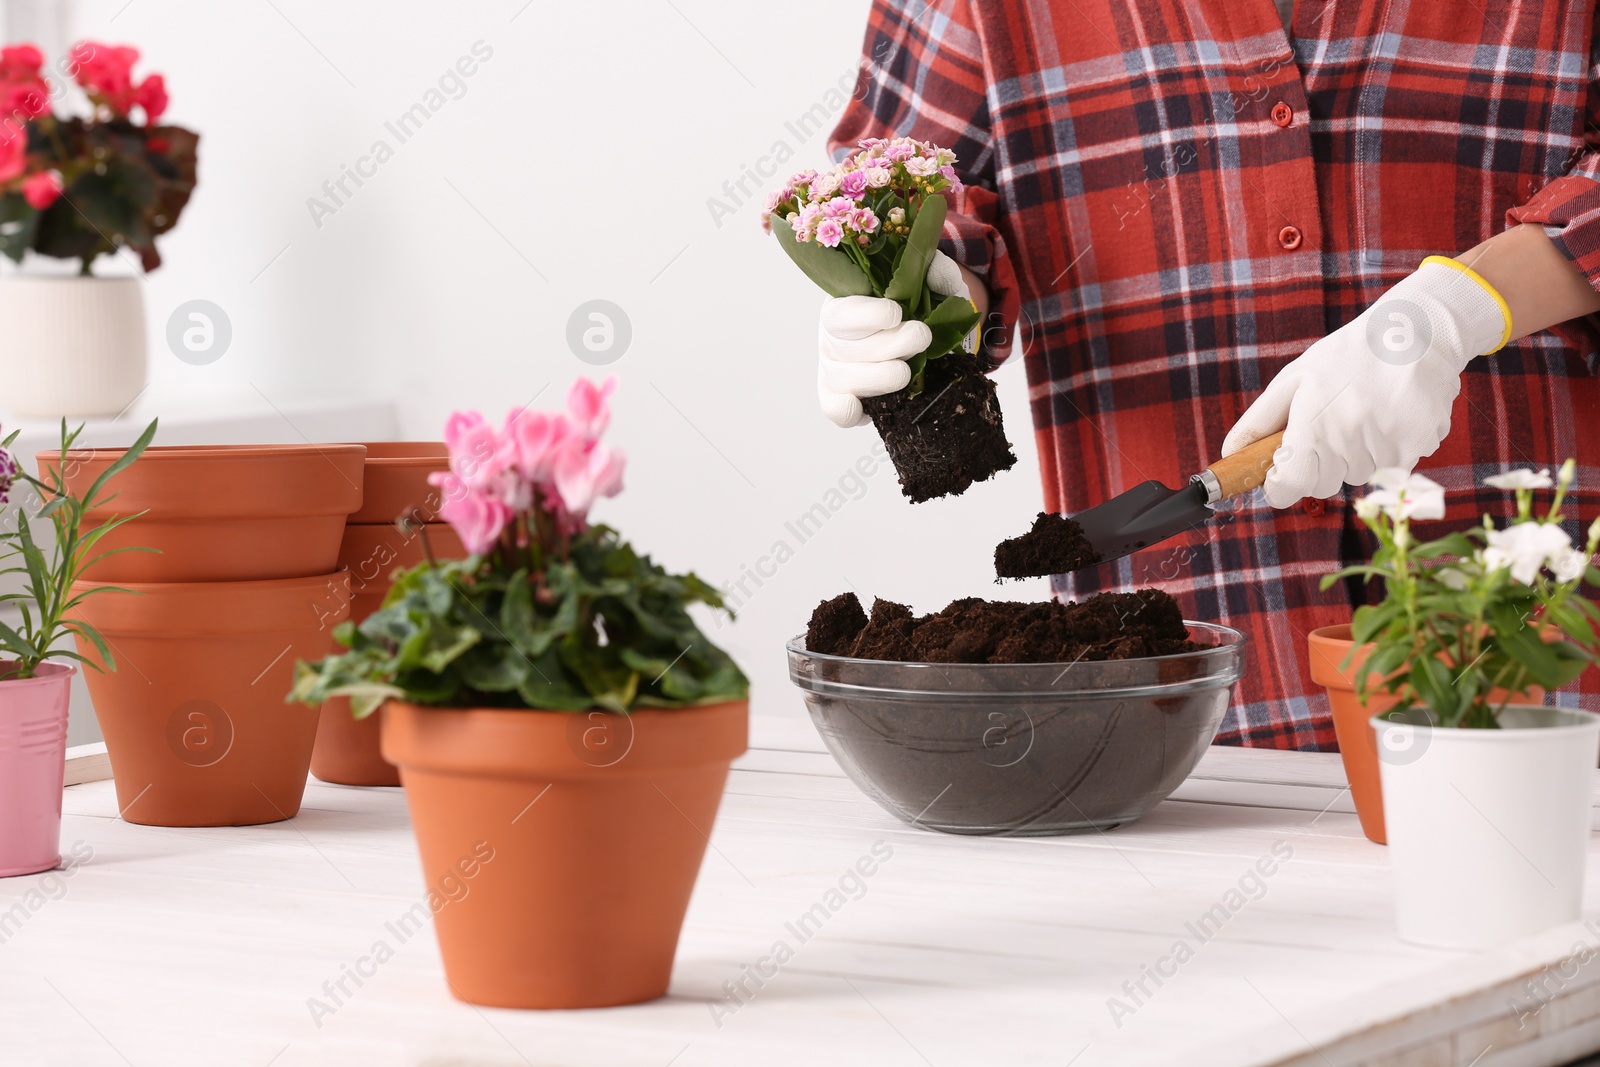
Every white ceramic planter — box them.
[1375,705,1599,950]
[0,275,147,418]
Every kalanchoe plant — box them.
[766,137,1017,504]
[0,40,198,273]
[0,418,158,681]
[1326,463,1600,729]
[766,136,979,394]
[292,379,749,717]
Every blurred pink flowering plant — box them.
[294,378,747,716]
[428,378,626,555]
[765,136,978,394]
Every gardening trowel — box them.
[999,431,1285,578]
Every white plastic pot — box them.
[0,275,147,417]
[1375,705,1599,949]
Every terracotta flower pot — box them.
[347,442,448,525]
[1308,624,1542,845]
[37,444,366,583]
[70,571,350,826]
[312,521,464,787]
[0,662,74,876]
[382,699,749,1008]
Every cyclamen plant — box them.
[1327,463,1600,728]
[293,379,748,716]
[765,136,979,393]
[0,40,198,272]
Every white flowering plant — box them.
[1325,462,1600,728]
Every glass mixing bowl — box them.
[786,621,1246,836]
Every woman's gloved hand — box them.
[817,250,971,428]
[1222,256,1511,508]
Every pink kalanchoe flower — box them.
[431,473,512,555]
[884,142,914,162]
[815,218,844,247]
[822,196,855,219]
[22,171,62,210]
[838,169,869,199]
[864,165,892,188]
[851,207,880,234]
[904,156,939,177]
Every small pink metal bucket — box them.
[0,662,74,877]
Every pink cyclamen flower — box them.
[566,376,617,440]
[552,439,626,518]
[441,411,510,491]
[21,171,61,210]
[503,407,571,484]
[815,218,844,247]
[431,473,512,556]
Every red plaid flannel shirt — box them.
[830,0,1600,750]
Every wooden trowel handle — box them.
[1202,431,1285,501]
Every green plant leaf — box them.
[885,195,947,304]
[769,215,873,298]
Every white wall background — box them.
[12,0,1052,723]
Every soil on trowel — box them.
[860,350,1017,504]
[994,511,1101,579]
[805,589,1199,664]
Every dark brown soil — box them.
[806,592,869,657]
[861,350,1017,503]
[995,511,1101,578]
[807,589,1199,664]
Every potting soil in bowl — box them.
[790,590,1245,835]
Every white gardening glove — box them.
[817,250,973,428]
[1221,256,1510,508]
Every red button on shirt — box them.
[1301,497,1326,516]
[1271,102,1293,127]
[1278,225,1303,250]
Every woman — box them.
[816,0,1600,748]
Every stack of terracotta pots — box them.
[311,443,461,787]
[44,444,363,826]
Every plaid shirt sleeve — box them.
[828,0,1021,367]
[1506,7,1600,366]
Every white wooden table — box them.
[7,715,1600,1067]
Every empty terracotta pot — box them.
[1308,624,1542,845]
[70,571,350,826]
[382,699,748,1008]
[348,442,448,525]
[38,444,366,583]
[312,521,464,787]
[0,662,74,876]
